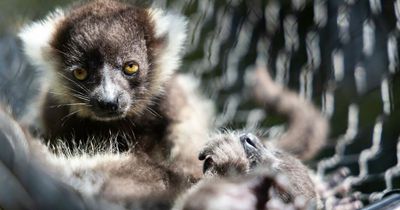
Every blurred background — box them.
[0,0,399,206]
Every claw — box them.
[198,152,208,160]
[203,156,214,174]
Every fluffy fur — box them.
[0,106,174,209]
[0,106,362,209]
[197,132,316,200]
[147,8,188,95]
[18,9,65,75]
[0,106,316,210]
[19,0,213,182]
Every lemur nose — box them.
[92,99,119,112]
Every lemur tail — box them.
[250,66,329,160]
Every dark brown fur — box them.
[42,76,181,155]
[29,0,208,183]
[51,0,161,72]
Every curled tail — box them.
[250,66,329,160]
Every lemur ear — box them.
[147,8,188,91]
[18,9,65,72]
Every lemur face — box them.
[49,2,161,121]
[199,132,274,176]
[19,0,187,121]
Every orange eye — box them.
[73,68,88,81]
[123,62,139,75]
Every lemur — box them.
[19,0,213,181]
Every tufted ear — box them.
[147,8,188,92]
[18,9,66,125]
[18,9,65,73]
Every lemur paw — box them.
[198,133,264,177]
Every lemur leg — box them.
[162,75,215,180]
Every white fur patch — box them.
[101,68,119,102]
[18,9,65,74]
[18,9,65,125]
[47,153,129,197]
[147,8,188,92]
[168,74,215,160]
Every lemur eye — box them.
[123,62,139,75]
[73,68,88,81]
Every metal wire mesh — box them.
[0,0,399,206]
[177,0,400,204]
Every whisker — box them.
[49,103,91,108]
[132,98,160,117]
[48,90,90,102]
[134,97,160,107]
[126,118,136,140]
[61,85,87,96]
[70,94,90,102]
[56,84,90,101]
[145,106,160,118]
[57,72,90,93]
[48,91,70,96]
[60,109,81,126]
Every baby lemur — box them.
[19,0,213,180]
